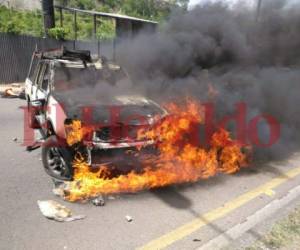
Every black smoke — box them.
[116,0,300,162]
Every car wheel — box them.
[42,135,74,181]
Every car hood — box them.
[51,92,166,125]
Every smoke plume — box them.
[116,0,300,161]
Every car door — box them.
[25,56,40,99]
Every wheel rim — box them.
[46,147,68,177]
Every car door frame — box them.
[35,60,51,101]
[31,61,44,101]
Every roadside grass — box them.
[246,207,300,250]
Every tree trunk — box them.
[42,0,55,37]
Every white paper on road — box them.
[37,200,86,222]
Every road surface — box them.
[1,97,300,250]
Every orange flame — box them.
[64,99,249,201]
[65,120,83,146]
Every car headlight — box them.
[93,127,111,142]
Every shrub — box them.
[48,27,68,40]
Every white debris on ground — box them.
[91,195,105,206]
[125,215,133,222]
[0,83,25,98]
[37,200,86,222]
[52,187,66,197]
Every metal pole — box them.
[93,14,97,40]
[59,7,63,27]
[256,0,262,22]
[93,14,100,58]
[98,16,101,58]
[98,40,100,58]
[73,11,77,49]
[41,0,55,37]
[113,38,116,61]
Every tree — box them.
[0,0,188,39]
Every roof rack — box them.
[35,46,92,62]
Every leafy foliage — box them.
[0,6,43,36]
[48,27,69,40]
[0,0,188,39]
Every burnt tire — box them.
[42,135,74,181]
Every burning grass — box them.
[64,99,249,202]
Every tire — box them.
[41,135,74,181]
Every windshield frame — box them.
[52,60,130,92]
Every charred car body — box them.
[25,47,167,181]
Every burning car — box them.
[25,47,167,181]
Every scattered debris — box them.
[193,239,202,242]
[125,215,133,222]
[26,143,41,152]
[91,195,105,206]
[51,180,107,206]
[108,195,116,200]
[51,180,72,198]
[52,178,65,188]
[1,83,25,99]
[37,200,86,222]
[11,83,21,88]
[52,187,65,197]
[2,88,18,98]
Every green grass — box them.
[246,207,300,250]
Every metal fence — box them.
[0,33,115,83]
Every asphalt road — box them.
[1,97,300,250]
